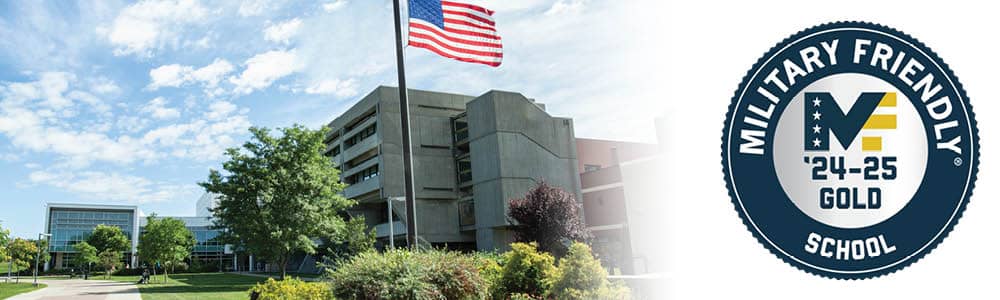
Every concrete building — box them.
[44,203,140,271]
[576,137,665,275]
[325,86,582,251]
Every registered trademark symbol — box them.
[954,157,963,166]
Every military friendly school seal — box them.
[721,22,979,279]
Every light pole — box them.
[33,233,51,287]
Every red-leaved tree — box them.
[507,181,592,256]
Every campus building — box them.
[44,203,141,271]
[43,195,231,271]
[325,86,582,251]
[575,116,669,277]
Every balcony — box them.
[342,133,378,161]
[374,221,405,238]
[345,155,379,176]
[342,115,377,144]
[344,175,380,199]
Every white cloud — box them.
[304,78,359,98]
[104,0,209,57]
[148,64,194,89]
[28,170,198,203]
[147,58,234,90]
[322,0,348,12]
[142,97,181,120]
[230,49,302,95]
[545,0,588,15]
[264,18,302,44]
[89,77,121,95]
[238,0,273,17]
[205,101,237,120]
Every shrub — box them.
[326,249,487,300]
[550,243,630,300]
[507,181,592,257]
[470,252,503,298]
[250,278,333,300]
[496,243,557,298]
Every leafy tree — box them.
[508,181,592,256]
[7,238,38,282]
[320,216,375,263]
[138,215,196,283]
[0,223,10,263]
[35,238,51,270]
[98,250,123,279]
[201,125,354,279]
[497,242,558,298]
[72,241,99,278]
[551,242,630,300]
[87,224,130,254]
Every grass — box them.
[256,272,323,279]
[110,273,270,300]
[0,283,46,299]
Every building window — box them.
[584,164,602,172]
[324,145,341,157]
[346,164,379,185]
[345,124,377,148]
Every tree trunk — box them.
[280,255,288,281]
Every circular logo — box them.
[721,22,979,279]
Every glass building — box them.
[44,203,140,271]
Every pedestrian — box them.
[141,268,150,284]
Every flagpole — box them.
[392,0,419,249]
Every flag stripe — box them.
[409,0,502,67]
[441,1,493,15]
[409,30,501,50]
[410,20,501,43]
[442,9,495,25]
[409,33,502,55]
[409,41,502,66]
[443,18,494,31]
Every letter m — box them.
[804,92,894,151]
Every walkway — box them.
[6,279,141,300]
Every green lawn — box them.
[256,272,324,279]
[0,283,46,299]
[110,273,269,300]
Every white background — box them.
[654,0,998,298]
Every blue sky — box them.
[0,0,667,238]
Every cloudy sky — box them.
[0,0,667,238]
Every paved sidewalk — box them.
[6,279,141,300]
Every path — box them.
[6,279,141,300]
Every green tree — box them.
[138,214,196,283]
[320,216,375,263]
[35,238,51,271]
[0,222,10,263]
[98,250,123,279]
[201,125,354,279]
[87,224,130,254]
[550,242,630,300]
[497,242,558,298]
[7,238,38,283]
[72,242,99,278]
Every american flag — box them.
[407,0,503,67]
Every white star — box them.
[812,138,822,147]
[812,124,822,133]
[812,111,822,120]
[812,98,822,107]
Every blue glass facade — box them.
[48,208,134,252]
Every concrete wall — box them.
[466,91,582,251]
